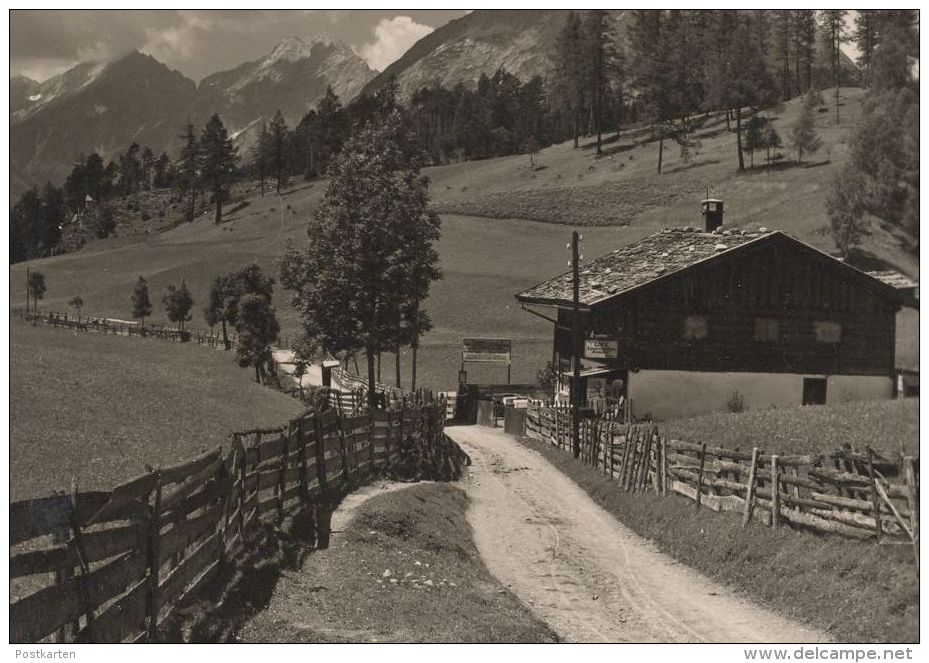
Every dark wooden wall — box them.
[554,236,899,377]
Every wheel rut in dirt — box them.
[447,425,832,643]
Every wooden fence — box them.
[17,309,234,350]
[10,401,463,644]
[525,402,920,565]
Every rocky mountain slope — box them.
[189,33,374,145]
[361,10,615,100]
[10,34,374,196]
[10,52,197,194]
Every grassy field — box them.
[520,436,918,643]
[9,86,918,391]
[10,319,304,500]
[239,484,558,643]
[659,399,919,456]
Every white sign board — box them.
[584,338,618,359]
[462,338,512,364]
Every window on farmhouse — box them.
[683,315,708,340]
[814,321,842,344]
[754,317,780,342]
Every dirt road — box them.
[447,425,832,643]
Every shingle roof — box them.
[865,270,919,291]
[516,227,775,307]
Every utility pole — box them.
[25,265,30,317]
[571,231,582,459]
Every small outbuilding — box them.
[516,205,914,420]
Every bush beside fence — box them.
[9,400,462,644]
[524,401,920,566]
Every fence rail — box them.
[10,400,462,644]
[15,308,234,350]
[525,402,920,565]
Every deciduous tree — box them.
[281,111,441,408]
[131,276,153,332]
[163,280,194,331]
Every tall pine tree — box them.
[199,114,238,224]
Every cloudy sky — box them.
[10,10,468,82]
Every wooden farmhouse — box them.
[516,202,916,420]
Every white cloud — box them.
[359,16,432,72]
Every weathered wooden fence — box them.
[17,308,234,350]
[525,402,920,564]
[10,401,462,644]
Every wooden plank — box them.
[158,475,231,525]
[87,472,157,525]
[11,522,145,578]
[10,550,147,643]
[779,509,875,540]
[770,455,781,528]
[159,458,223,512]
[903,457,919,573]
[158,533,222,606]
[742,448,760,527]
[256,434,286,461]
[159,448,222,486]
[158,506,224,566]
[807,467,872,487]
[75,577,150,643]
[695,443,707,510]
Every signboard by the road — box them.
[462,337,512,364]
[584,338,619,359]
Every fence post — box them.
[866,447,883,541]
[655,436,668,495]
[146,472,162,641]
[742,447,760,527]
[770,455,780,528]
[277,427,289,525]
[298,417,309,501]
[619,427,632,489]
[53,485,77,643]
[313,410,331,549]
[903,456,919,574]
[695,443,707,510]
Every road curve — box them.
[446,425,831,644]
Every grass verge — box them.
[10,320,304,499]
[659,399,919,456]
[240,483,558,643]
[518,435,918,643]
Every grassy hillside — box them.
[10,319,303,500]
[9,87,918,391]
[659,399,919,456]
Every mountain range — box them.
[10,10,859,197]
[10,34,376,196]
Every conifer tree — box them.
[583,10,618,155]
[252,121,269,196]
[552,11,587,148]
[791,91,822,162]
[199,114,238,224]
[268,110,289,193]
